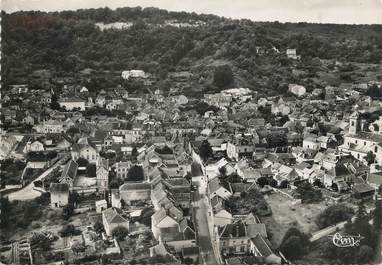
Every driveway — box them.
[7,155,69,201]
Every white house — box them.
[102,208,129,236]
[50,183,69,208]
[122,70,146,80]
[97,158,109,190]
[59,98,86,111]
[24,140,45,153]
[288,84,306,97]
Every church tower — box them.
[349,111,360,134]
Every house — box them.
[115,161,131,179]
[71,138,99,164]
[34,119,65,133]
[208,178,232,200]
[96,199,108,213]
[50,183,69,208]
[204,93,232,108]
[23,114,35,126]
[227,134,257,161]
[367,172,382,192]
[303,136,321,150]
[151,207,181,241]
[218,221,249,255]
[249,234,282,264]
[149,241,178,261]
[339,111,382,166]
[102,208,129,236]
[23,140,45,153]
[59,159,78,187]
[41,92,52,105]
[352,183,375,200]
[95,94,106,107]
[323,164,352,191]
[181,247,199,262]
[58,97,86,111]
[97,158,109,190]
[286,49,300,60]
[119,182,151,205]
[288,84,306,97]
[213,203,233,226]
[122,70,146,80]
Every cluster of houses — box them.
[2,66,382,264]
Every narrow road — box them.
[7,155,69,201]
[375,230,382,264]
[192,178,221,265]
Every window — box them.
[355,140,358,144]
[364,141,366,146]
[375,146,378,153]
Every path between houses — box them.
[7,155,70,201]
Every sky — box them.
[2,0,382,24]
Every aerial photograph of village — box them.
[0,0,382,264]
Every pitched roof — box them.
[219,221,246,238]
[50,183,69,193]
[60,159,78,181]
[102,208,127,225]
[251,234,273,257]
[120,182,151,191]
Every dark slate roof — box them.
[60,159,78,181]
[50,183,69,193]
[219,221,246,238]
[251,234,273,257]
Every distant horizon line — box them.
[3,5,382,26]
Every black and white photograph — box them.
[1,0,382,264]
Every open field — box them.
[261,191,327,247]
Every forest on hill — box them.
[2,7,382,96]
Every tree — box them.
[296,182,322,203]
[364,151,376,165]
[94,221,104,234]
[76,157,89,167]
[366,84,382,99]
[219,166,227,178]
[213,65,234,89]
[0,197,11,228]
[269,178,278,188]
[279,235,305,260]
[279,180,289,189]
[357,245,374,263]
[111,226,129,241]
[86,164,96,177]
[71,242,86,255]
[313,179,323,188]
[199,140,213,162]
[59,224,81,237]
[50,93,60,110]
[131,146,138,159]
[140,207,155,226]
[279,228,310,260]
[373,200,382,230]
[316,204,355,229]
[126,165,145,181]
[257,177,269,188]
[62,204,74,220]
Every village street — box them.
[7,155,69,201]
